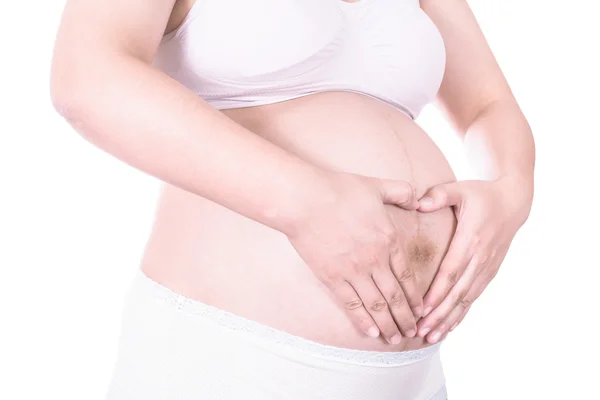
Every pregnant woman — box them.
[50,0,535,399]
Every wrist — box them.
[260,164,333,237]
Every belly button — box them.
[405,236,438,267]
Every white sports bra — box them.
[153,0,446,119]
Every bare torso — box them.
[139,0,456,352]
[141,87,457,352]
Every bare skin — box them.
[51,0,533,352]
[134,2,456,355]
[142,90,457,352]
[142,1,456,352]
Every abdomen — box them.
[140,91,457,351]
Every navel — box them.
[406,235,438,267]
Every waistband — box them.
[134,269,442,367]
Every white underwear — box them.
[106,270,448,400]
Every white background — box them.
[1,1,599,399]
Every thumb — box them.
[372,178,419,210]
[418,182,463,212]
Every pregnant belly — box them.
[141,91,457,352]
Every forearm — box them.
[462,98,535,193]
[51,54,324,234]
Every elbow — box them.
[50,65,102,145]
[50,49,97,123]
[50,71,104,146]
[50,67,84,122]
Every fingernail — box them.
[367,327,380,338]
[405,329,416,338]
[429,331,442,344]
[420,197,433,207]
[390,334,402,344]
[423,306,432,317]
[420,327,431,337]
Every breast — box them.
[352,0,447,116]
[170,0,344,78]
[153,0,446,118]
[146,1,453,352]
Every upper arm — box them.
[421,0,515,134]
[51,0,177,110]
[51,0,176,85]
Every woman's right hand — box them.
[285,171,422,344]
[52,1,417,345]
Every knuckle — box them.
[362,254,381,270]
[320,269,339,285]
[398,180,411,191]
[459,296,472,309]
[348,262,363,276]
[397,267,414,282]
[345,298,364,310]
[476,251,489,266]
[454,290,469,307]
[400,181,414,197]
[370,299,388,312]
[383,230,397,246]
[490,248,498,259]
[388,242,402,257]
[348,260,367,276]
[388,291,406,308]
[447,270,459,286]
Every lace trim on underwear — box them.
[135,270,442,367]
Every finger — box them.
[443,255,502,335]
[329,280,380,339]
[428,281,479,342]
[418,182,463,212]
[422,228,473,317]
[449,264,496,333]
[418,255,480,339]
[350,276,404,344]
[373,178,420,210]
[427,295,472,344]
[371,267,417,337]
[388,241,423,318]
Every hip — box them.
[106,269,447,400]
[140,181,455,352]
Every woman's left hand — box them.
[415,176,533,344]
